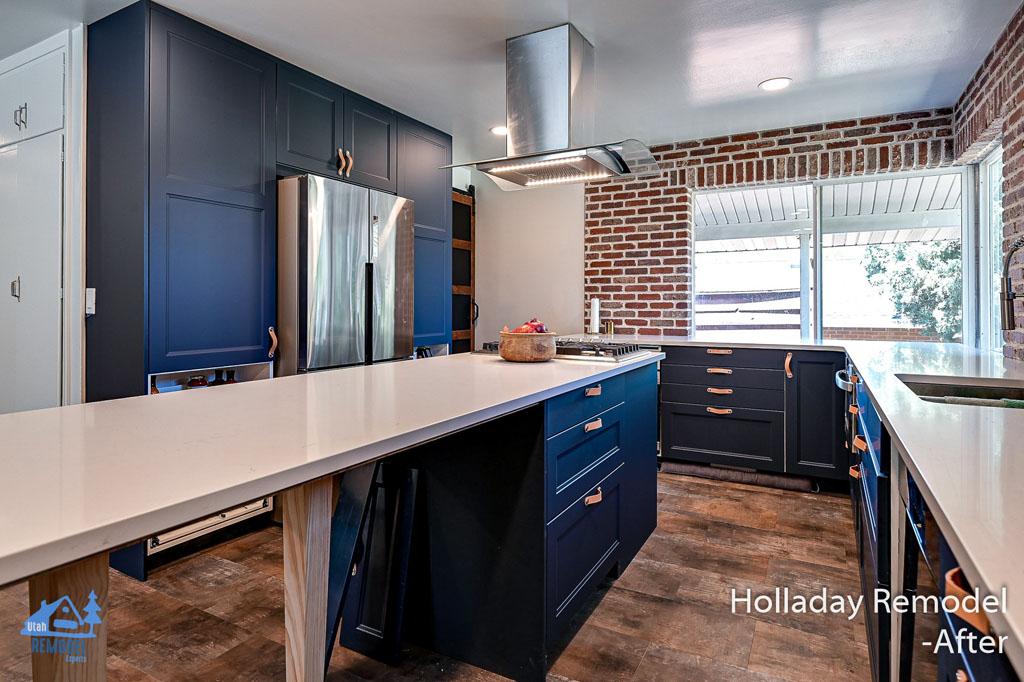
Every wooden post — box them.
[282,477,333,682]
[26,551,109,681]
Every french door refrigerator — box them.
[277,174,414,374]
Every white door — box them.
[0,131,63,414]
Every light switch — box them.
[85,288,96,316]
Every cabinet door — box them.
[784,351,847,479]
[661,401,785,472]
[344,94,397,193]
[0,47,64,149]
[397,117,452,347]
[276,64,346,177]
[148,8,276,374]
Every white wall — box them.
[473,171,585,346]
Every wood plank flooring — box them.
[0,473,869,681]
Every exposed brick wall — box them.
[584,109,955,336]
[954,2,1024,358]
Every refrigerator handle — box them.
[364,262,374,364]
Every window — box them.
[978,147,1004,352]
[694,170,966,343]
[693,185,812,341]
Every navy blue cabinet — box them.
[277,64,345,177]
[87,1,277,398]
[397,116,452,348]
[784,351,847,478]
[148,7,277,374]
[345,94,398,193]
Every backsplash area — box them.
[583,109,955,336]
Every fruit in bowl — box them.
[499,318,556,362]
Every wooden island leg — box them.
[26,551,109,681]
[282,477,333,682]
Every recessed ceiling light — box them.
[490,125,509,135]
[758,77,792,92]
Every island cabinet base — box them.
[394,363,658,680]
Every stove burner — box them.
[477,337,650,362]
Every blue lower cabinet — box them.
[543,364,658,648]
[546,463,624,644]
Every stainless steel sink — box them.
[898,374,1024,406]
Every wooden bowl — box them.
[498,331,557,362]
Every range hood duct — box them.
[448,24,658,190]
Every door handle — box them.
[345,150,354,177]
[584,487,603,506]
[14,107,21,129]
[268,326,278,358]
[706,407,733,415]
[706,367,732,375]
[785,352,793,379]
[471,300,479,324]
[585,385,602,397]
[10,276,21,301]
[20,103,26,128]
[706,387,733,395]
[337,148,347,176]
[584,417,603,432]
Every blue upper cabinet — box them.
[148,7,277,374]
[345,94,398,193]
[277,64,346,177]
[398,116,452,348]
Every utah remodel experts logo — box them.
[19,591,103,664]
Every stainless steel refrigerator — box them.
[277,175,414,374]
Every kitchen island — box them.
[0,351,662,681]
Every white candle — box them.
[589,298,601,334]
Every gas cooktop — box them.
[479,337,651,363]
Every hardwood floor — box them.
[0,473,869,681]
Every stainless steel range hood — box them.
[449,24,658,190]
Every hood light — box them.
[490,125,509,135]
[758,77,792,92]
[526,172,609,187]
[489,152,588,174]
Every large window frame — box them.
[693,167,973,343]
[977,147,1005,353]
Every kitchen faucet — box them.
[1000,235,1024,330]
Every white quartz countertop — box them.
[590,331,1024,667]
[0,351,661,586]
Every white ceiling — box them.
[2,0,1017,163]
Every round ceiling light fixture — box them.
[490,125,509,135]
[758,77,792,92]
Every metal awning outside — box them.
[694,173,962,252]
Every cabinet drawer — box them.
[546,373,625,437]
[546,462,623,641]
[660,382,784,411]
[663,345,785,369]
[546,403,623,521]
[660,401,784,472]
[0,48,64,148]
[660,364,784,391]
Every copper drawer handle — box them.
[585,385,602,397]
[706,387,733,395]
[706,407,733,415]
[848,405,860,415]
[584,487,603,506]
[706,367,733,375]
[706,348,733,355]
[337,148,347,175]
[346,150,354,177]
[852,435,867,452]
[584,418,603,432]
[945,568,991,634]
[785,352,793,379]
[268,326,278,358]
[849,465,861,479]
[955,670,968,682]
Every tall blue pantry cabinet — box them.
[87,1,453,578]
